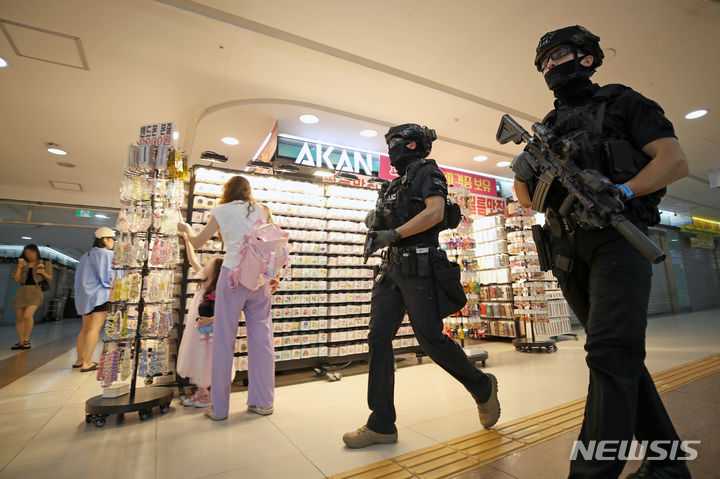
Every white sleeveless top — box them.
[211,200,267,269]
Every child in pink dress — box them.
[177,233,222,408]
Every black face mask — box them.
[389,140,423,175]
[544,58,594,100]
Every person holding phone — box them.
[11,244,53,350]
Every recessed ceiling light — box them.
[313,170,334,177]
[685,109,708,119]
[474,155,488,162]
[221,137,239,145]
[47,142,67,155]
[0,57,7,68]
[21,236,31,240]
[173,131,179,140]
[360,129,378,138]
[496,161,511,167]
[56,162,75,168]
[299,114,319,124]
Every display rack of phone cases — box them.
[180,165,422,382]
[85,143,187,427]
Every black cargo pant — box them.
[549,225,682,479]
[365,259,492,435]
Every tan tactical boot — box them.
[477,373,501,429]
[343,426,398,448]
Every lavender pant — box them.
[211,267,274,417]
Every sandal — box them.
[20,341,31,350]
[10,342,24,350]
[80,362,98,372]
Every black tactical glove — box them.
[579,169,625,211]
[369,229,401,255]
[572,205,608,229]
[511,151,540,182]
[364,210,375,229]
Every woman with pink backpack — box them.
[178,175,286,421]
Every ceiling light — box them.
[173,131,179,140]
[360,129,377,138]
[0,57,7,68]
[22,236,31,240]
[474,155,488,162]
[685,109,708,119]
[313,170,334,178]
[496,161,511,167]
[299,114,319,124]
[221,137,239,145]
[47,142,67,155]
[95,214,109,219]
[56,162,75,168]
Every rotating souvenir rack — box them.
[438,186,488,367]
[180,164,422,383]
[442,211,523,343]
[505,202,572,353]
[85,144,186,427]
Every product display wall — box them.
[182,166,421,374]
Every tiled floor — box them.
[0,309,718,478]
[453,372,720,479]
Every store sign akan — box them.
[277,135,381,176]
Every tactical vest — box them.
[543,84,665,225]
[377,159,461,231]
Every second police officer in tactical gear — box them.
[513,26,690,479]
[342,124,500,449]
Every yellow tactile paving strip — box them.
[330,353,720,479]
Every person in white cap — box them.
[73,227,117,372]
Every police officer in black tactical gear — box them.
[513,26,690,479]
[342,123,500,449]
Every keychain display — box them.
[142,270,175,303]
[109,271,142,303]
[148,236,181,266]
[140,306,173,337]
[104,305,138,340]
[112,234,148,267]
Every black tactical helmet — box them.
[384,123,437,158]
[534,25,604,71]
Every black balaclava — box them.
[389,139,423,175]
[544,53,595,103]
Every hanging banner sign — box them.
[468,194,506,216]
[680,217,720,236]
[277,135,381,176]
[138,121,175,146]
[378,156,497,197]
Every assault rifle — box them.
[496,114,666,264]
[363,180,391,264]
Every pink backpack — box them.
[228,218,290,291]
